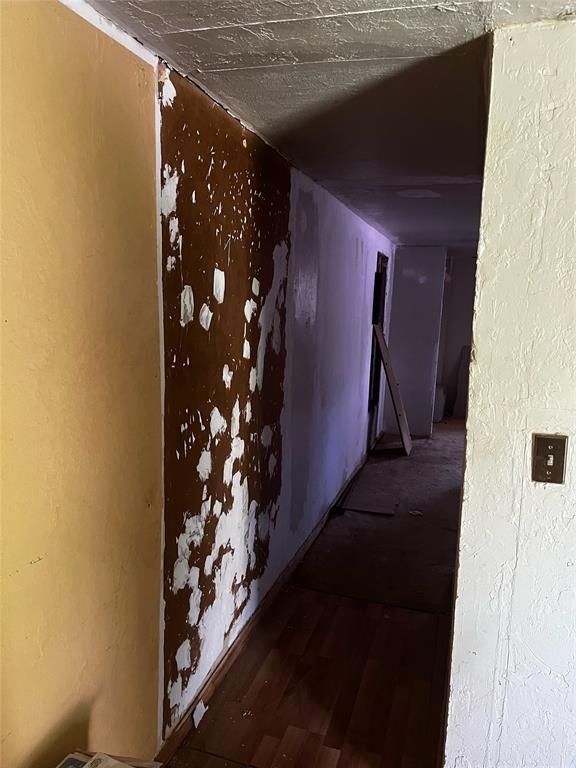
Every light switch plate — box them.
[532,434,568,484]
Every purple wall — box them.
[267,169,394,573]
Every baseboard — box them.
[155,505,331,763]
[329,455,367,516]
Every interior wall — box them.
[445,20,576,768]
[437,247,477,416]
[1,2,162,765]
[159,68,393,738]
[159,66,291,736]
[384,246,446,437]
[277,169,393,570]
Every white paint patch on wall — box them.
[445,20,576,768]
[209,407,227,438]
[199,303,213,331]
[213,267,225,304]
[172,502,212,593]
[244,298,257,322]
[169,455,260,725]
[168,216,179,244]
[180,285,194,327]
[175,639,191,671]
[161,164,179,218]
[196,450,211,481]
[222,364,233,389]
[231,398,240,438]
[161,71,177,108]
[187,568,201,624]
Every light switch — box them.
[532,434,568,484]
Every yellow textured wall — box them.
[1,3,162,765]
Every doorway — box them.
[367,252,389,451]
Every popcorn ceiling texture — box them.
[445,20,576,768]
[87,0,574,244]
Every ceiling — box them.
[88,1,575,244]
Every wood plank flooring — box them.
[169,423,463,768]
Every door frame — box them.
[367,252,389,451]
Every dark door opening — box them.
[367,252,388,451]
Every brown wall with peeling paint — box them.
[160,68,291,734]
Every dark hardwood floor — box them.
[169,422,464,768]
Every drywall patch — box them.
[199,303,213,331]
[161,164,179,218]
[213,268,225,303]
[180,285,194,326]
[222,364,233,389]
[160,67,290,736]
[161,70,177,108]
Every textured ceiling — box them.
[88,0,576,243]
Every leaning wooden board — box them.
[373,324,412,456]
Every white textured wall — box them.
[384,246,446,437]
[267,169,393,579]
[445,21,576,768]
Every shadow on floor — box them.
[169,422,464,768]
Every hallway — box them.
[169,423,464,768]
[4,7,574,765]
